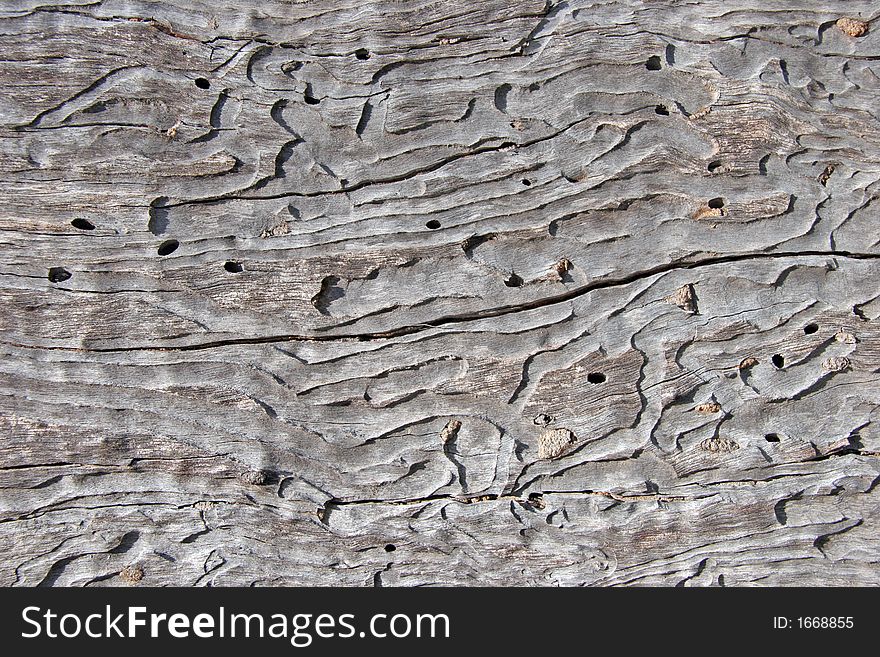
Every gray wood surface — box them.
[1,0,879,586]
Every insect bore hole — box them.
[771,354,785,368]
[47,267,72,283]
[71,218,95,231]
[645,55,662,70]
[224,261,243,273]
[194,77,210,89]
[587,372,606,384]
[707,197,725,209]
[384,544,396,552]
[426,220,441,230]
[355,48,370,60]
[655,104,669,115]
[504,273,524,287]
[765,433,780,443]
[804,323,818,335]
[157,239,179,256]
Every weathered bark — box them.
[1,0,879,586]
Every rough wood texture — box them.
[1,1,879,587]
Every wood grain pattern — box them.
[1,0,879,586]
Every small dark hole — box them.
[194,78,210,89]
[426,220,441,230]
[47,267,71,283]
[533,413,554,426]
[765,433,780,443]
[804,323,818,334]
[355,48,370,60]
[157,239,179,256]
[71,218,95,231]
[384,544,396,552]
[645,55,662,71]
[504,273,524,287]
[772,354,785,368]
[655,104,669,115]
[587,372,606,384]
[708,197,725,209]
[522,179,531,186]
[224,261,243,273]
[707,160,722,173]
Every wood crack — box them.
[7,249,873,353]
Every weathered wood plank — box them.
[1,0,878,586]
